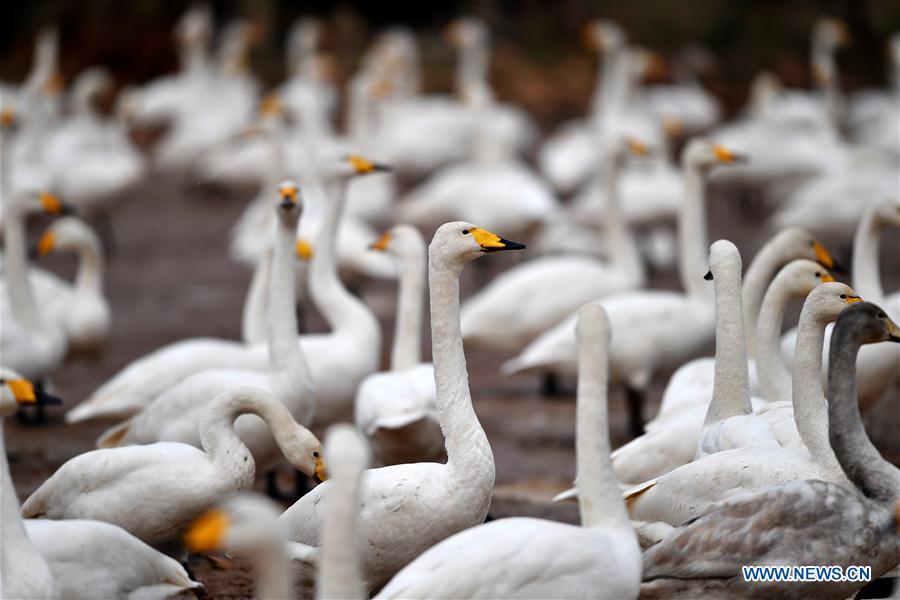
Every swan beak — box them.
[627,138,649,157]
[39,192,64,215]
[34,383,63,407]
[6,379,37,404]
[812,240,843,272]
[370,231,391,252]
[704,270,714,281]
[314,455,328,482]
[348,155,392,174]
[37,231,56,257]
[844,295,862,304]
[818,272,835,283]
[471,228,526,253]
[259,94,282,118]
[0,108,15,127]
[278,183,299,208]
[712,145,748,164]
[184,509,230,553]
[886,316,900,342]
[295,239,314,261]
[662,116,684,138]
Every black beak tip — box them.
[501,238,526,251]
[704,270,714,281]
[35,390,63,406]
[373,164,393,173]
[830,260,848,274]
[732,154,750,164]
[889,334,900,343]
[279,199,295,209]
[60,203,78,216]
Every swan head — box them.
[71,67,113,108]
[7,190,73,219]
[774,259,836,297]
[575,302,611,348]
[814,18,849,49]
[683,139,748,171]
[321,154,392,180]
[279,420,326,481]
[184,493,282,555]
[772,228,842,272]
[832,301,900,345]
[34,216,99,258]
[445,18,487,48]
[175,4,213,47]
[0,370,62,417]
[431,221,526,264]
[369,224,425,259]
[873,197,900,228]
[324,424,371,482]
[705,239,741,281]
[582,20,625,52]
[275,180,302,227]
[804,282,862,324]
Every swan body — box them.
[379,303,641,599]
[279,222,525,591]
[24,387,323,546]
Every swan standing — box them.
[378,303,641,599]
[278,222,525,591]
[23,387,324,546]
[354,225,442,466]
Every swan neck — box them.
[391,243,426,371]
[318,460,366,599]
[703,256,751,425]
[1,419,47,581]
[428,255,494,485]
[575,327,630,530]
[590,43,622,116]
[268,214,306,376]
[792,310,843,477]
[457,38,488,96]
[741,238,787,358]
[241,249,272,344]
[754,273,794,403]
[74,235,105,296]
[827,325,900,502]
[2,209,41,328]
[601,151,643,277]
[679,165,712,300]
[255,546,292,600]
[851,208,884,303]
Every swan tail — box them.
[623,479,658,511]
[551,486,578,503]
[97,419,133,449]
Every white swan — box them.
[96,182,314,480]
[278,222,525,591]
[33,216,111,351]
[378,302,641,599]
[2,373,200,599]
[23,387,323,547]
[640,302,900,598]
[504,139,745,433]
[848,34,900,156]
[0,191,68,379]
[354,225,442,466]
[460,134,646,356]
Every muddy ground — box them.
[6,164,899,599]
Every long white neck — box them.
[702,253,751,426]
[599,149,643,278]
[741,231,796,358]
[678,164,713,301]
[310,179,380,343]
[428,254,494,491]
[242,248,272,345]
[391,239,426,371]
[267,210,313,422]
[791,302,845,480]
[317,456,366,599]
[812,38,840,129]
[754,269,800,403]
[851,205,885,304]
[255,546,291,600]
[72,231,105,300]
[590,41,623,117]
[456,38,488,97]
[2,207,42,329]
[575,309,630,530]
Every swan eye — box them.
[462,229,470,235]
[840,294,846,299]
[878,312,886,319]
[312,451,319,458]
[814,272,821,277]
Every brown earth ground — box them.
[6,160,899,598]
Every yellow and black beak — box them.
[817,271,835,283]
[627,138,649,157]
[470,228,526,253]
[347,155,392,175]
[184,509,230,554]
[886,316,900,343]
[39,192,68,215]
[712,144,748,164]
[314,454,327,482]
[812,240,845,272]
[37,231,56,257]
[278,184,299,209]
[295,239,314,261]
[2,378,62,407]
[369,231,391,252]
[844,294,862,305]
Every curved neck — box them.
[827,326,900,503]
[2,209,41,329]
[703,258,751,425]
[754,273,797,403]
[575,324,630,530]
[590,42,622,116]
[391,243,426,371]
[1,420,43,571]
[73,234,105,297]
[678,165,713,300]
[600,150,643,277]
[317,459,366,599]
[242,249,272,345]
[254,546,291,600]
[456,39,488,96]
[310,179,379,340]
[741,235,792,358]
[812,40,840,128]
[791,307,844,478]
[428,255,494,484]
[851,207,885,304]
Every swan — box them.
[95,182,314,482]
[23,386,324,547]
[377,302,641,599]
[67,156,384,425]
[2,374,200,599]
[640,302,900,598]
[354,225,442,466]
[641,45,722,136]
[0,191,68,379]
[848,34,900,156]
[184,493,295,599]
[780,196,900,412]
[278,222,525,591]
[459,134,646,356]
[503,139,745,434]
[33,216,111,351]
[620,286,864,526]
[651,227,839,426]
